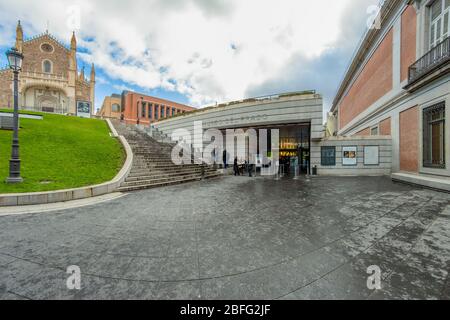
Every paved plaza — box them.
[0,176,449,300]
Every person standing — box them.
[223,149,227,169]
[233,157,240,176]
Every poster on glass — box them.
[342,146,357,166]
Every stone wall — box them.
[311,136,392,176]
[0,70,12,108]
[76,80,91,102]
[98,95,122,119]
[22,35,70,76]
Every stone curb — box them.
[0,120,133,207]
[392,172,450,193]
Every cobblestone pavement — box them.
[1,176,449,300]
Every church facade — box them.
[0,21,95,117]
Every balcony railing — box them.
[408,36,450,84]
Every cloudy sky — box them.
[0,0,379,116]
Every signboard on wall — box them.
[342,146,357,166]
[364,146,380,165]
[76,101,91,118]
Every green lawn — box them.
[0,110,125,193]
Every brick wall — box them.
[22,36,70,76]
[356,127,370,136]
[379,117,391,135]
[123,91,195,125]
[400,106,419,172]
[401,5,417,82]
[339,29,393,129]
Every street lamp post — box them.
[6,47,24,183]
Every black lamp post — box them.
[6,47,24,183]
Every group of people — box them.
[234,157,254,177]
[222,149,254,177]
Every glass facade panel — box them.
[321,147,336,166]
[430,0,450,48]
[432,0,442,20]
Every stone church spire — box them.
[90,63,95,82]
[69,31,77,76]
[90,63,96,116]
[70,31,77,51]
[80,65,85,81]
[15,20,23,53]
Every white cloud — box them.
[0,0,376,108]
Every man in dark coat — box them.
[223,149,227,168]
[233,157,240,176]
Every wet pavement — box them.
[0,176,449,300]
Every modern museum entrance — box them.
[278,124,311,176]
[222,123,311,176]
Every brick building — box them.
[0,21,95,117]
[97,91,195,125]
[330,0,450,184]
[97,94,122,119]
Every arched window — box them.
[43,60,52,73]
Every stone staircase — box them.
[111,120,221,192]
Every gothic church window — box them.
[43,60,52,73]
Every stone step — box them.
[133,155,173,159]
[111,120,222,192]
[127,169,218,179]
[121,174,202,187]
[129,168,216,177]
[118,174,221,192]
[130,163,209,169]
[138,163,210,168]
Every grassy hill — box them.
[0,110,124,193]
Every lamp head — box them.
[6,47,23,72]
